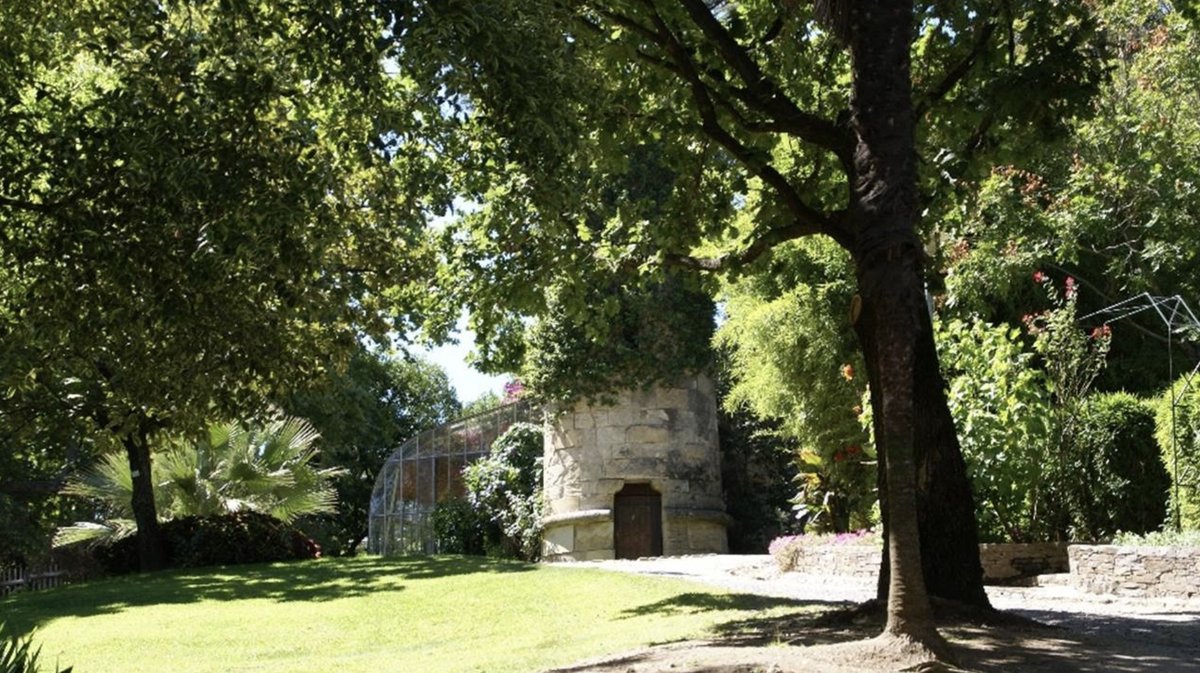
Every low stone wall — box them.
[1068,544,1200,599]
[979,542,1069,583]
[784,545,881,579]
[777,542,1069,583]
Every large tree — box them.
[391,0,1106,659]
[283,350,460,556]
[0,0,447,570]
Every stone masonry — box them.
[541,375,730,561]
[1068,544,1200,599]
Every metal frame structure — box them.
[1082,293,1200,531]
[367,400,536,555]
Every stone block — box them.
[627,424,670,445]
[575,521,614,552]
[542,524,574,556]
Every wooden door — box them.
[614,483,663,559]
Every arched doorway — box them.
[613,483,663,559]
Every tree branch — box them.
[915,21,997,118]
[665,210,851,272]
[0,195,56,214]
[675,0,851,159]
[639,2,840,241]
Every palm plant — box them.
[0,622,72,673]
[55,417,343,547]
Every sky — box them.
[414,322,508,405]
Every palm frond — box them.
[52,519,137,548]
[60,453,134,518]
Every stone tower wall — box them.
[541,375,729,561]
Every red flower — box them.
[833,451,845,463]
[1032,270,1048,284]
[1090,325,1112,340]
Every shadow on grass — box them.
[619,591,829,620]
[1,554,532,635]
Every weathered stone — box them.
[542,374,727,562]
[626,424,670,444]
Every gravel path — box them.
[567,554,1200,651]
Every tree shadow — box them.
[705,599,1200,673]
[1,554,532,635]
[619,591,840,620]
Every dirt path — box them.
[546,555,1200,673]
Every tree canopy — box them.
[0,0,449,569]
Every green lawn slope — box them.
[2,556,814,673]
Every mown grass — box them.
[1,556,817,673]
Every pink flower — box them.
[1032,270,1048,284]
[1065,276,1077,298]
[502,379,525,401]
[1090,325,1112,340]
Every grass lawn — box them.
[2,556,815,673]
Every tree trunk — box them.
[124,422,166,572]
[866,306,991,608]
[845,0,949,657]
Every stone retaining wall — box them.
[1068,544,1200,599]
[979,542,1069,582]
[779,542,1069,583]
[786,545,881,579]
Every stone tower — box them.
[540,374,729,561]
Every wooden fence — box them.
[0,563,67,596]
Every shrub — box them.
[464,423,544,561]
[1154,377,1200,530]
[0,622,72,673]
[431,498,487,555]
[95,512,319,574]
[936,317,1052,542]
[1071,392,1169,540]
[1112,529,1200,547]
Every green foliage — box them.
[430,498,487,556]
[715,351,803,553]
[716,239,873,533]
[1112,528,1200,547]
[0,621,72,673]
[1027,274,1114,539]
[1072,392,1169,540]
[55,417,343,547]
[936,317,1052,541]
[94,512,320,575]
[1155,376,1200,530]
[284,350,460,556]
[523,275,715,404]
[460,391,505,418]
[938,0,1200,391]
[463,423,544,560]
[0,0,449,560]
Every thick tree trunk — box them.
[844,0,948,657]
[867,307,991,608]
[123,423,166,572]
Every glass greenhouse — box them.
[367,400,536,555]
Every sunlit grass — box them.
[2,556,815,673]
